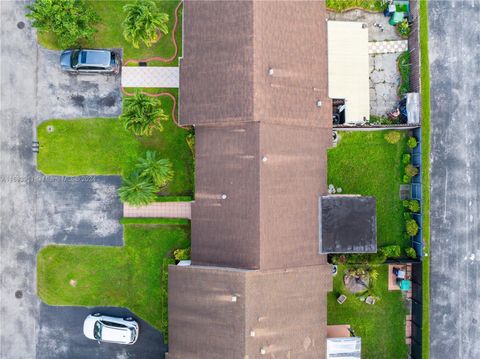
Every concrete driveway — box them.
[429,1,480,358]
[1,2,165,358]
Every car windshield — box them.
[93,321,102,340]
[71,51,80,67]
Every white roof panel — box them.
[328,21,370,124]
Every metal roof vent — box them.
[221,193,228,200]
[231,295,237,302]
[260,347,267,355]
[316,100,322,107]
[262,156,268,162]
[250,330,256,337]
[268,67,274,76]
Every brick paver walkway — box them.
[368,40,408,54]
[124,202,191,219]
[121,66,179,88]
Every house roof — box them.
[192,122,332,270]
[185,0,332,270]
[179,0,331,127]
[167,264,333,359]
[319,195,377,253]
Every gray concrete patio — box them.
[369,52,402,116]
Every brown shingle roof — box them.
[192,122,331,269]
[167,265,332,359]
[179,0,331,127]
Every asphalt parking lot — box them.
[1,2,166,358]
[429,1,480,358]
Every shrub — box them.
[403,212,412,220]
[407,136,418,148]
[331,252,386,265]
[403,175,411,183]
[405,164,419,177]
[26,0,99,48]
[407,199,420,213]
[120,91,168,136]
[402,153,411,164]
[397,19,411,38]
[405,247,417,259]
[123,0,169,48]
[379,245,401,259]
[173,247,191,261]
[136,151,174,188]
[384,131,401,144]
[118,171,157,206]
[406,219,419,236]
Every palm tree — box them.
[118,171,157,206]
[136,151,174,187]
[122,0,169,48]
[120,91,168,136]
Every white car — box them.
[83,313,139,345]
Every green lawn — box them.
[328,265,408,358]
[37,89,194,196]
[37,220,190,332]
[398,51,411,96]
[328,131,409,248]
[419,1,431,357]
[36,0,182,63]
[326,0,384,12]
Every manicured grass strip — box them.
[37,223,190,333]
[37,118,143,176]
[327,265,408,358]
[161,257,175,342]
[120,217,190,225]
[419,1,431,358]
[326,0,384,12]
[328,131,409,248]
[36,0,182,63]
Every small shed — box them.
[319,195,377,253]
[327,21,370,125]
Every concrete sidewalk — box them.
[124,202,191,219]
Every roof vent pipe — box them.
[260,347,267,355]
[268,67,274,76]
[262,156,268,162]
[316,100,322,107]
[221,193,228,200]
[250,330,256,337]
[231,295,237,302]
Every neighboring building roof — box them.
[179,0,331,127]
[167,264,333,359]
[327,21,370,124]
[319,195,377,253]
[192,122,331,269]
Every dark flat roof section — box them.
[319,195,377,253]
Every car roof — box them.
[101,323,131,343]
[79,50,111,67]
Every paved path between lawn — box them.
[368,40,408,54]
[124,202,192,219]
[121,66,179,88]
